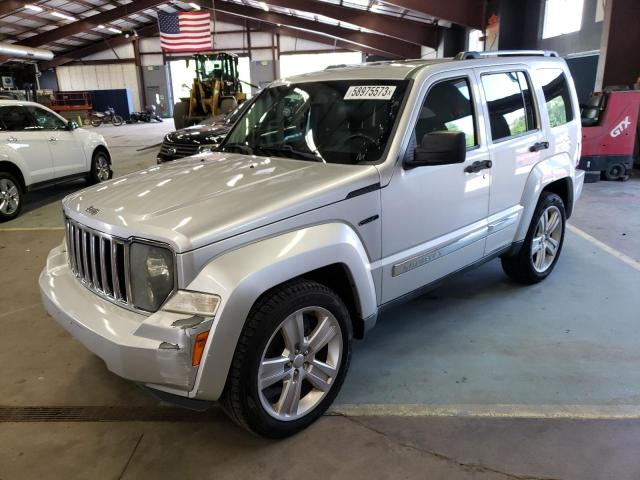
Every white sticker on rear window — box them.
[344,85,396,100]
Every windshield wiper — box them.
[220,143,254,155]
[254,145,324,163]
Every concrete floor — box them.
[1,122,640,479]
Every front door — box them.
[27,106,87,178]
[379,72,491,303]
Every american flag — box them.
[158,11,212,52]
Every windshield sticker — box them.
[344,85,397,100]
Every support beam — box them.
[194,0,420,59]
[260,0,438,47]
[595,0,640,89]
[0,1,23,18]
[17,0,168,48]
[39,24,159,70]
[383,0,485,30]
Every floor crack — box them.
[339,414,562,480]
[117,433,143,480]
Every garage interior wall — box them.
[55,62,142,112]
[56,20,341,115]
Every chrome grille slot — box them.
[159,140,199,160]
[65,218,131,307]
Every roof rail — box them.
[455,50,559,60]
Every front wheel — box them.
[86,150,112,185]
[111,115,124,127]
[0,172,23,222]
[501,191,566,284]
[222,280,352,438]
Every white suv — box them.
[40,51,585,437]
[0,100,112,221]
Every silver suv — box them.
[40,51,585,438]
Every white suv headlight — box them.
[129,242,175,312]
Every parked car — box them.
[40,51,584,438]
[0,100,112,221]
[157,97,254,163]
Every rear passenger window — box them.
[481,72,538,141]
[413,77,477,148]
[535,69,574,127]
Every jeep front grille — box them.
[65,218,131,306]
[159,140,199,160]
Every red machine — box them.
[579,88,640,181]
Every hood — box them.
[165,124,230,145]
[63,153,380,252]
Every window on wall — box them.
[481,72,538,141]
[536,69,574,127]
[542,0,585,38]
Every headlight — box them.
[129,242,174,312]
[197,144,218,153]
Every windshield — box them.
[220,80,409,164]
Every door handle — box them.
[49,137,57,142]
[464,160,492,173]
[529,141,549,152]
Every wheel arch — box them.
[92,145,111,164]
[515,157,575,241]
[185,223,378,401]
[0,160,26,192]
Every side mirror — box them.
[404,131,466,169]
[67,121,79,131]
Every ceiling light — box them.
[97,24,105,29]
[24,4,44,12]
[108,27,123,34]
[188,2,201,9]
[259,2,269,11]
[51,11,77,21]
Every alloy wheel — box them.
[95,155,111,182]
[531,205,562,273]
[0,178,19,215]
[258,306,343,421]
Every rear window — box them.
[535,69,574,128]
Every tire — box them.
[86,150,112,185]
[111,115,124,127]
[0,172,23,222]
[603,162,625,181]
[221,279,352,438]
[173,101,189,130]
[501,191,566,284]
[90,117,102,127]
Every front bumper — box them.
[39,243,209,395]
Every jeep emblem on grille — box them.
[85,205,100,216]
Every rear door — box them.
[27,105,87,178]
[475,66,545,254]
[0,105,54,185]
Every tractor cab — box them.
[174,53,247,130]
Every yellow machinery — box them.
[173,53,246,129]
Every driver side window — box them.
[413,77,478,149]
[27,106,67,131]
